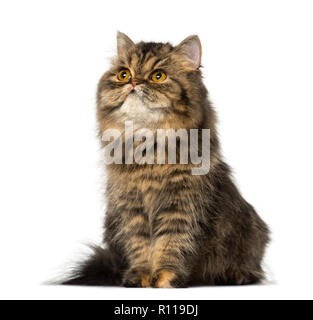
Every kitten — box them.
[62,32,269,288]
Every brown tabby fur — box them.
[62,32,269,288]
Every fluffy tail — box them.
[61,246,123,286]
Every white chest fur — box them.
[118,94,164,127]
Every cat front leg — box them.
[149,207,198,288]
[105,197,151,288]
[120,216,152,288]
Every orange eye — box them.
[117,69,131,81]
[151,71,167,82]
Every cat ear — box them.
[117,31,135,56]
[174,35,202,70]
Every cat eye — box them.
[151,71,167,82]
[117,69,131,82]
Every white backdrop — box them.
[0,0,313,300]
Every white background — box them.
[0,0,312,300]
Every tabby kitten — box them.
[62,32,269,288]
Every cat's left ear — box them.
[117,31,135,56]
[173,35,202,70]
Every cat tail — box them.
[60,246,123,286]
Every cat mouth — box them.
[124,90,146,104]
[126,86,147,102]
[123,86,168,110]
[127,85,140,95]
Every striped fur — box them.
[62,33,269,288]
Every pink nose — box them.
[132,80,139,87]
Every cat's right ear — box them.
[117,32,135,56]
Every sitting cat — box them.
[62,32,269,288]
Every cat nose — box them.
[131,79,139,87]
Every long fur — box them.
[60,33,270,288]
[61,246,124,286]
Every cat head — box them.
[97,32,208,131]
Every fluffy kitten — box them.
[62,32,269,288]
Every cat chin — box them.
[117,93,165,127]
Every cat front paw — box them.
[151,270,187,288]
[122,267,151,288]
